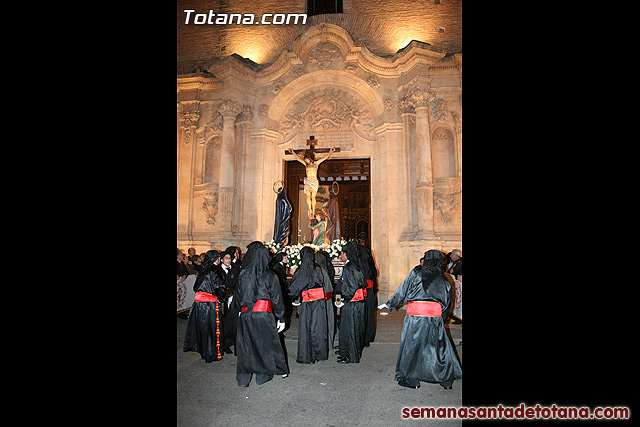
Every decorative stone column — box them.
[414,90,436,237]
[178,108,200,240]
[398,86,436,238]
[217,99,241,224]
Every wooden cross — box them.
[306,135,318,151]
[284,135,341,156]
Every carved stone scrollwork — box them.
[209,111,223,132]
[344,63,359,73]
[180,110,200,144]
[430,97,449,122]
[307,43,342,69]
[200,191,219,226]
[434,192,459,224]
[383,97,394,111]
[366,75,380,88]
[237,104,254,122]
[218,99,241,118]
[280,87,375,140]
[434,179,461,224]
[398,87,436,113]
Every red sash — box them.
[366,279,373,288]
[302,287,325,302]
[241,299,273,312]
[194,291,218,303]
[406,301,442,317]
[351,288,365,301]
[324,292,332,300]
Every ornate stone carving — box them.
[200,191,219,226]
[180,111,200,128]
[218,99,241,117]
[430,97,449,122]
[344,63,359,73]
[383,97,394,111]
[307,43,342,69]
[366,75,380,88]
[208,111,223,132]
[434,192,458,224]
[258,104,269,117]
[236,104,254,122]
[179,110,200,144]
[280,87,375,140]
[398,87,436,113]
[434,179,461,224]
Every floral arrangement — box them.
[263,238,347,268]
[264,240,283,255]
[325,238,347,259]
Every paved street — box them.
[177,308,462,426]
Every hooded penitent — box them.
[289,246,316,293]
[341,241,361,270]
[183,250,226,363]
[289,246,328,363]
[385,249,462,388]
[335,240,366,363]
[235,243,289,382]
[357,243,378,346]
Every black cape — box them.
[386,266,462,385]
[273,189,292,245]
[335,259,365,363]
[315,251,336,351]
[183,263,226,363]
[235,246,289,376]
[221,263,241,351]
[288,258,328,363]
[357,244,378,345]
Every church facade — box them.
[177,5,461,300]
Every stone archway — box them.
[265,67,392,291]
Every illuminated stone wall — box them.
[177,19,462,300]
[177,0,462,73]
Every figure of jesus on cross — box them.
[288,136,339,218]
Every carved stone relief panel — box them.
[433,178,461,227]
[280,87,375,143]
[201,192,219,226]
[305,42,344,71]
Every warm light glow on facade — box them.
[237,47,265,64]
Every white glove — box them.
[227,294,233,308]
[276,320,285,333]
[334,301,344,308]
[377,303,388,310]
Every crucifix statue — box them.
[285,135,340,219]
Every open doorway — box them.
[284,158,371,247]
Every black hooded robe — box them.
[288,250,328,364]
[235,245,289,386]
[335,258,365,363]
[221,255,241,353]
[183,251,227,363]
[357,244,378,345]
[273,189,292,245]
[386,253,462,388]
